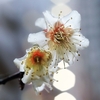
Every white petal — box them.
[22,69,34,84]
[35,18,46,29]
[64,51,76,65]
[71,32,84,41]
[43,10,58,26]
[28,31,48,47]
[26,47,31,53]
[49,66,59,74]
[79,37,89,49]
[44,82,53,91]
[32,80,45,94]
[35,84,45,93]
[43,75,50,83]
[62,10,81,29]
[33,79,44,86]
[58,60,69,68]
[71,33,89,50]
[50,50,61,68]
[13,56,26,72]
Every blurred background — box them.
[0,0,100,100]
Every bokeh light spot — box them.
[53,69,75,91]
[54,92,76,100]
[51,4,72,17]
[51,0,70,5]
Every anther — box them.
[58,14,61,16]
[26,66,29,68]
[39,75,41,77]
[21,61,24,65]
[56,71,58,74]
[56,80,58,82]
[64,67,67,69]
[28,52,30,54]
[68,59,70,61]
[26,72,28,75]
[43,74,45,76]
[31,74,34,77]
[45,40,47,41]
[60,11,62,13]
[72,43,74,45]
[39,93,41,95]
[78,54,80,56]
[31,78,34,80]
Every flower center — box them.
[32,49,44,64]
[34,56,41,63]
[54,31,64,43]
[46,21,74,44]
[25,47,52,72]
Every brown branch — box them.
[0,72,25,90]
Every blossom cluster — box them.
[14,10,89,94]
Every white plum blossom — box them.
[28,10,89,67]
[14,45,59,94]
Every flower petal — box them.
[51,50,61,66]
[22,69,34,84]
[28,31,48,47]
[79,37,89,49]
[35,18,46,29]
[43,10,58,26]
[62,10,81,29]
[44,82,53,91]
[32,80,45,94]
[64,51,76,65]
[43,74,51,83]
[13,56,26,72]
[71,32,89,50]
[35,84,45,93]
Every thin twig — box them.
[0,72,25,90]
